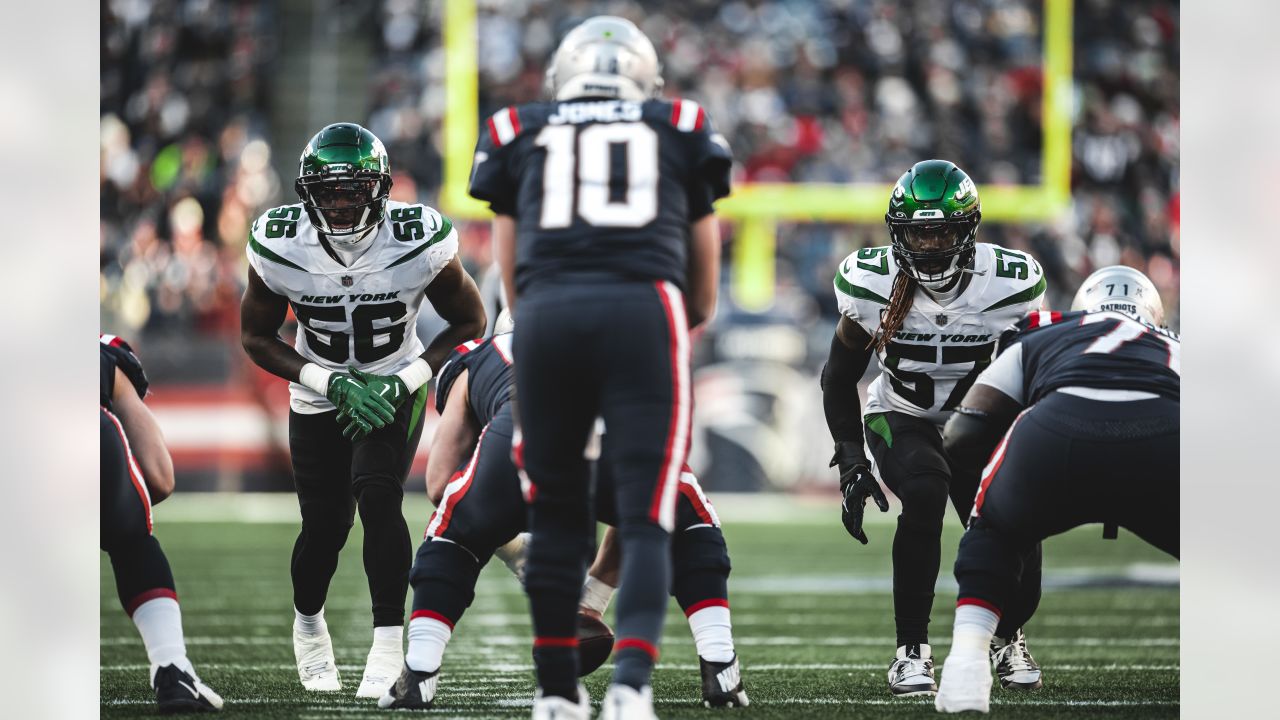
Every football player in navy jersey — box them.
[467,15,732,719]
[100,335,223,713]
[378,315,747,711]
[933,266,1179,713]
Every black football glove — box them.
[831,441,889,545]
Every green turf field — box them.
[101,494,1178,718]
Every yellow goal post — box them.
[438,0,1074,311]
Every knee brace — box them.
[671,526,732,611]
[409,538,485,625]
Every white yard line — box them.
[100,633,1179,648]
[102,661,1179,672]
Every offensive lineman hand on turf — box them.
[326,373,395,441]
[831,442,889,544]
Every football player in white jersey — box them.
[820,160,1048,697]
[240,123,486,699]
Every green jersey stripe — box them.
[835,273,891,305]
[983,275,1047,312]
[385,216,454,270]
[406,385,428,441]
[248,235,306,272]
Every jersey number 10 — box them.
[535,122,659,229]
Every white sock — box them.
[132,597,189,671]
[373,625,403,649]
[687,604,735,663]
[951,603,1000,658]
[294,607,327,638]
[406,616,452,673]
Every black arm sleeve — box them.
[820,330,874,458]
[941,407,1011,475]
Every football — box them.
[576,611,615,677]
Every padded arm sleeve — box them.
[820,330,874,459]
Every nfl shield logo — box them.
[341,276,354,287]
[935,313,948,325]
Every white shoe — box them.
[532,683,591,720]
[356,632,405,698]
[990,628,1043,690]
[888,643,937,696]
[494,532,529,583]
[600,684,657,720]
[936,652,993,713]
[294,625,341,692]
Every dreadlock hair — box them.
[867,271,917,353]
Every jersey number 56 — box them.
[292,301,407,365]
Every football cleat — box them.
[377,665,439,710]
[600,684,657,720]
[990,628,1043,690]
[935,653,992,713]
[888,643,938,696]
[294,625,341,691]
[153,663,224,713]
[532,683,591,720]
[356,634,405,698]
[700,654,750,708]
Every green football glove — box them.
[349,367,412,410]
[326,373,395,440]
[338,367,412,441]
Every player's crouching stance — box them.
[822,160,1049,697]
[934,267,1179,713]
[240,123,486,697]
[101,335,223,713]
[378,320,747,712]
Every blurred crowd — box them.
[101,0,1180,355]
[101,0,280,340]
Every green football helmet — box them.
[885,159,982,290]
[295,123,392,245]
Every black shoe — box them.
[377,665,439,710]
[700,654,749,708]
[153,664,223,714]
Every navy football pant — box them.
[288,389,428,627]
[411,403,729,630]
[101,407,176,615]
[515,281,692,696]
[956,392,1179,621]
[865,411,1043,646]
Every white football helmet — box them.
[545,16,663,103]
[1070,265,1165,327]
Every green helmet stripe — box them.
[983,275,1047,312]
